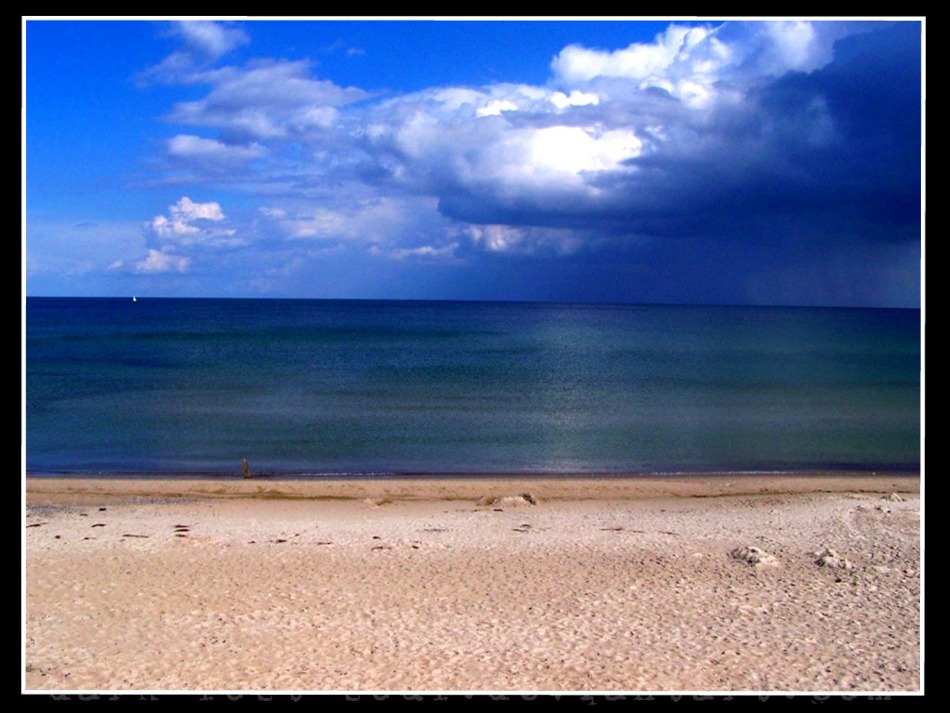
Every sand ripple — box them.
[25,477,920,692]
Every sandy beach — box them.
[24,474,921,693]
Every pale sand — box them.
[24,475,921,692]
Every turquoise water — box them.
[25,298,921,475]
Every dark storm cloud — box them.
[433,22,920,251]
[104,19,919,305]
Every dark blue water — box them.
[25,298,921,476]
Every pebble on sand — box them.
[730,546,779,567]
[814,546,855,570]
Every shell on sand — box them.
[476,493,539,507]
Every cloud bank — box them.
[31,19,922,305]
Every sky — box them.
[24,18,923,307]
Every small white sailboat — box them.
[132,296,137,302]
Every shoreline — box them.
[26,472,920,506]
[26,466,921,478]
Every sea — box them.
[24,298,921,478]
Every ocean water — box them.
[25,298,921,476]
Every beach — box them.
[24,474,921,693]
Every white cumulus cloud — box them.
[171,196,225,222]
[549,90,600,110]
[138,21,249,85]
[149,197,240,247]
[175,20,249,60]
[167,134,266,163]
[259,195,437,245]
[383,242,460,261]
[548,20,848,111]
[133,248,191,274]
[168,59,368,140]
[551,25,713,84]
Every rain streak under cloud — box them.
[25,19,922,306]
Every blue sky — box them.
[25,18,923,306]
